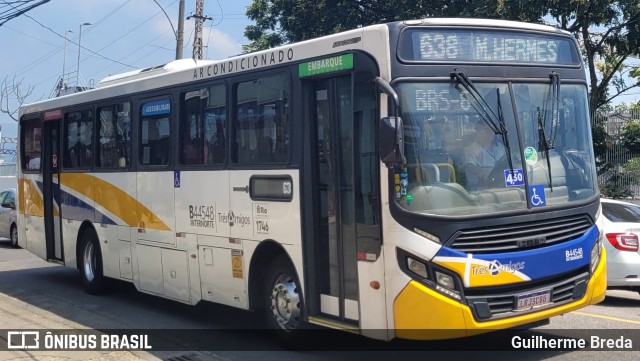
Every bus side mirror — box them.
[2,201,15,210]
[380,116,404,166]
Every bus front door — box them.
[310,74,381,325]
[42,119,63,262]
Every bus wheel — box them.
[79,230,105,294]
[10,224,18,248]
[264,257,304,335]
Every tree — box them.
[244,0,640,112]
[621,119,640,153]
[0,76,37,122]
[592,116,611,174]
[243,1,465,52]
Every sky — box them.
[0,0,253,162]
[2,1,640,164]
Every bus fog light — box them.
[407,257,428,278]
[436,271,455,289]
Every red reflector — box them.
[606,233,639,252]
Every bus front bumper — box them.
[393,248,607,340]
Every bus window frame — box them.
[94,98,133,172]
[137,95,174,170]
[229,69,293,169]
[19,115,43,174]
[177,82,228,170]
[62,106,95,172]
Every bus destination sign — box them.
[405,29,578,65]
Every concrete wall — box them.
[0,176,16,190]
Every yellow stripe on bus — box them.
[61,173,171,231]
[20,178,44,217]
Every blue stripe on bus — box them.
[436,225,598,281]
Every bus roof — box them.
[402,18,567,35]
[19,18,571,117]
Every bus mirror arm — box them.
[373,77,400,116]
[379,116,405,167]
[374,77,404,167]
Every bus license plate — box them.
[516,289,551,310]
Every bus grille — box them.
[448,215,593,254]
[464,269,589,321]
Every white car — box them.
[0,188,18,247]
[600,198,640,293]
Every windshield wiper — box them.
[537,72,561,192]
[451,68,513,172]
[496,88,514,173]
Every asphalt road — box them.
[0,239,639,360]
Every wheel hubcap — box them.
[270,274,301,331]
[83,241,95,282]
[11,228,17,245]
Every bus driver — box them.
[464,120,505,190]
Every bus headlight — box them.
[436,271,455,289]
[407,257,428,278]
[590,231,603,274]
[435,271,462,300]
[398,249,464,303]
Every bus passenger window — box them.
[234,74,289,164]
[97,102,131,169]
[140,99,171,166]
[20,118,42,171]
[63,110,94,169]
[180,85,226,166]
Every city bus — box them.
[17,18,605,342]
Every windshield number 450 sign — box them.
[504,169,524,187]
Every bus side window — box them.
[234,74,289,164]
[180,85,227,166]
[139,99,172,167]
[63,109,93,170]
[97,101,131,169]
[20,118,42,172]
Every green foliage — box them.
[621,120,640,153]
[623,157,640,177]
[244,0,640,112]
[600,171,634,199]
[591,119,610,174]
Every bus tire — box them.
[79,229,106,295]
[263,255,305,339]
[10,223,18,248]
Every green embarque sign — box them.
[299,54,353,77]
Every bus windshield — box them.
[395,81,597,216]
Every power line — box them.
[18,10,136,69]
[0,0,50,26]
[4,24,57,46]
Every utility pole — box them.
[176,0,185,59]
[188,0,212,60]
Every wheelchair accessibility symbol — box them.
[528,185,546,207]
